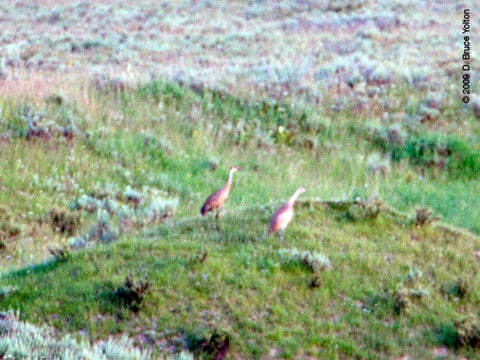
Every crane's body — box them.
[201,166,239,230]
[269,187,305,239]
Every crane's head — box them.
[297,186,306,194]
[229,166,240,174]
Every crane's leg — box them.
[280,230,285,243]
[215,210,220,231]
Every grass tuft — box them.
[278,248,331,274]
[102,275,150,314]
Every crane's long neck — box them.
[225,170,235,190]
[287,189,303,206]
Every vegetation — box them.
[0,0,479,358]
[0,200,479,359]
[0,311,193,359]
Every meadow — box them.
[0,0,479,359]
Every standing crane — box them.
[201,166,239,230]
[269,186,306,240]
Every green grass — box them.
[383,177,480,234]
[1,0,479,357]
[0,80,479,358]
[0,203,479,358]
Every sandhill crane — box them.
[269,186,306,240]
[201,166,239,230]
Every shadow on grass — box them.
[0,258,64,280]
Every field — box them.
[0,0,479,359]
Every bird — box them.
[268,186,306,240]
[201,166,239,230]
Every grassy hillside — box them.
[0,81,479,268]
[0,81,478,358]
[0,198,479,359]
[0,1,479,358]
